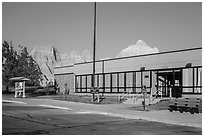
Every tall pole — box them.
[92,2,96,90]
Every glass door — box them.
[156,69,182,97]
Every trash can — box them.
[172,86,182,98]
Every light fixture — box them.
[185,63,192,68]
[140,67,145,71]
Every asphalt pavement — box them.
[2,99,202,135]
[2,96,202,128]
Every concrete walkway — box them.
[2,97,202,128]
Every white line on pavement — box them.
[76,111,109,115]
[2,100,27,104]
[38,105,73,111]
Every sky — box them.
[2,2,202,60]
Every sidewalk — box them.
[3,96,202,128]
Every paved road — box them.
[2,99,202,135]
[3,97,202,128]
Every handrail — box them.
[119,89,161,104]
[122,90,131,98]
[118,90,132,102]
[134,91,143,101]
[151,89,162,101]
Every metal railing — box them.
[151,89,162,101]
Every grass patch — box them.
[128,99,172,111]
[37,94,121,104]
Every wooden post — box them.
[14,83,17,98]
[97,94,100,103]
[22,81,25,98]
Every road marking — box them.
[38,105,72,111]
[2,100,27,104]
[76,111,109,115]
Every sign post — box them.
[14,82,23,98]
[9,77,30,98]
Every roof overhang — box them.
[9,77,30,82]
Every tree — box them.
[16,45,43,86]
[2,41,18,86]
[2,41,43,87]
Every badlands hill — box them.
[117,40,159,57]
[29,46,91,86]
[30,40,159,86]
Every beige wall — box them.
[54,49,202,75]
[55,73,75,94]
[71,48,202,75]
[54,48,202,95]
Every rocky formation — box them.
[29,46,91,86]
[29,46,61,86]
[117,40,159,57]
[55,50,91,67]
[30,40,158,86]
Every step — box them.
[149,98,161,105]
[123,97,161,105]
[123,98,146,105]
[123,98,137,104]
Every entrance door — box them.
[156,69,182,97]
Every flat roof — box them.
[54,47,202,69]
[9,77,30,82]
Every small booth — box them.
[9,77,30,98]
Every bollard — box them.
[142,85,147,111]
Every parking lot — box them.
[2,98,202,135]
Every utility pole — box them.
[93,2,96,89]
[92,2,97,102]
